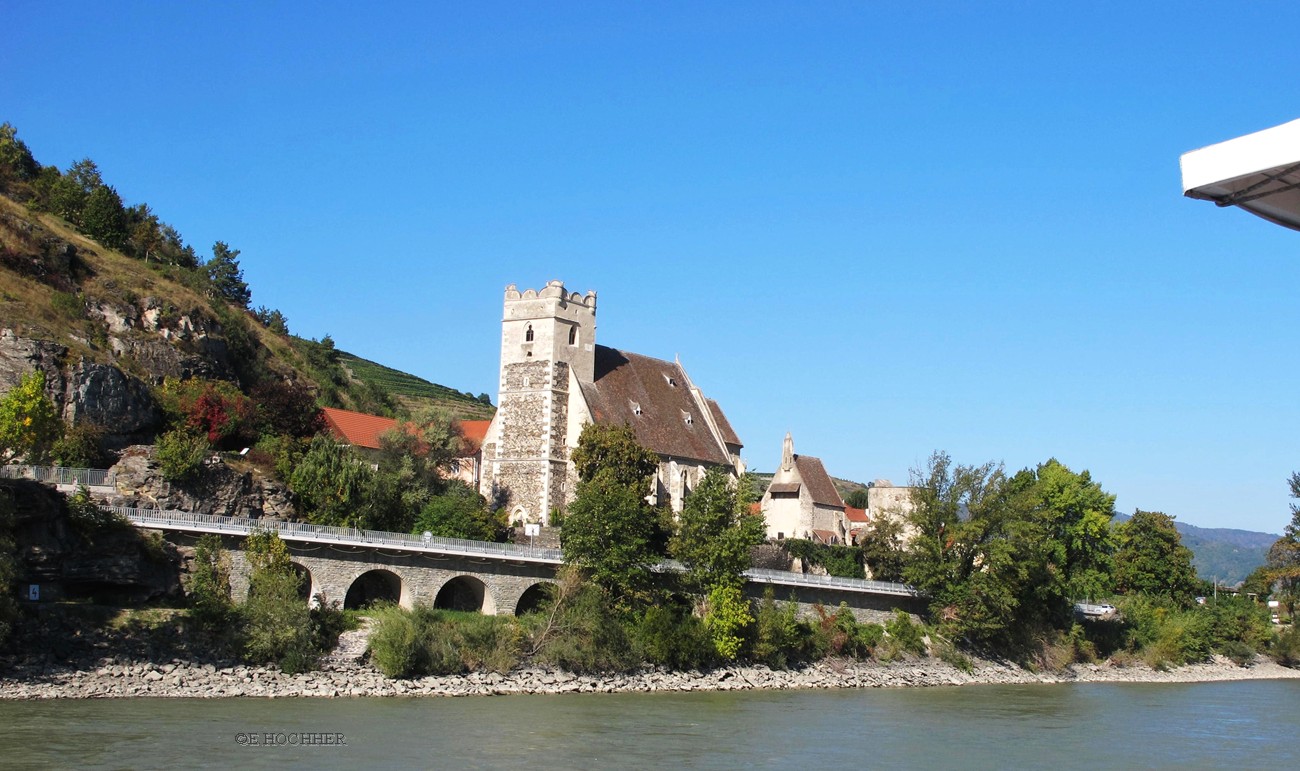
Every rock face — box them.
[1,478,183,603]
[64,358,160,437]
[108,446,295,520]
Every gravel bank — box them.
[2,654,1296,700]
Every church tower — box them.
[484,280,597,524]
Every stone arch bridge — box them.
[118,507,926,622]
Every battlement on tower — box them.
[504,280,597,309]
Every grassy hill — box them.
[337,351,494,420]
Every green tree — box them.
[1004,458,1117,602]
[1113,510,1199,605]
[81,184,128,249]
[413,480,503,542]
[240,530,318,673]
[1263,472,1300,616]
[288,434,375,527]
[207,241,251,307]
[155,426,211,483]
[187,533,233,628]
[0,371,62,464]
[902,451,1057,646]
[562,471,658,609]
[858,513,909,582]
[843,489,870,509]
[670,468,766,595]
[570,422,658,488]
[0,122,40,191]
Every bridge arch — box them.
[513,582,555,615]
[290,562,313,603]
[433,575,497,615]
[344,568,409,610]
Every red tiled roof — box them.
[579,345,734,466]
[794,455,844,509]
[321,407,399,450]
[844,506,869,523]
[460,419,490,450]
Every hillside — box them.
[337,351,494,421]
[0,124,491,443]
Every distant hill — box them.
[1114,513,1276,586]
[337,351,494,421]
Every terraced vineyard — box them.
[338,351,495,420]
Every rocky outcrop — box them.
[107,446,295,520]
[1,479,183,604]
[63,358,160,437]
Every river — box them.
[4,680,1297,769]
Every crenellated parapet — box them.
[504,280,597,309]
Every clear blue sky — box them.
[4,2,1297,533]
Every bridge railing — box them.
[1,464,116,487]
[113,506,566,562]
[744,567,921,598]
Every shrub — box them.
[66,486,132,537]
[533,572,641,674]
[241,568,316,673]
[187,533,232,629]
[156,426,210,483]
[636,605,714,670]
[1219,640,1256,667]
[751,588,802,669]
[51,422,108,468]
[883,610,927,658]
[1273,626,1300,668]
[368,604,424,678]
[704,585,753,661]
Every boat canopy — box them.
[1181,118,1300,231]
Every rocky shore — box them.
[2,653,1296,700]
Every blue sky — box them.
[4,2,1297,533]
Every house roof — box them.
[844,506,869,523]
[460,419,490,451]
[810,529,841,545]
[706,398,742,447]
[579,345,735,466]
[321,407,399,450]
[767,482,801,495]
[794,455,844,509]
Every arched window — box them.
[525,324,534,342]
[568,326,577,345]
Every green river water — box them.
[3,680,1297,769]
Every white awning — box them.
[1180,118,1300,231]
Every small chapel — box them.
[478,280,745,525]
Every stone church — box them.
[478,280,745,525]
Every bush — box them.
[66,486,132,537]
[704,585,753,661]
[883,610,927,658]
[242,568,316,673]
[367,606,526,678]
[187,533,232,629]
[156,426,210,483]
[636,605,714,670]
[1271,626,1300,668]
[751,588,802,669]
[50,423,108,468]
[533,571,641,674]
[368,604,425,678]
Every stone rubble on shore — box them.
[2,653,1297,700]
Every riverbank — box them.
[2,652,1297,700]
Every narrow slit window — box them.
[525,324,534,342]
[568,326,577,345]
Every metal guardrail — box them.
[6,465,921,597]
[114,506,567,564]
[745,567,921,598]
[1,464,116,487]
[118,507,920,597]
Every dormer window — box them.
[525,324,534,342]
[682,410,693,426]
[665,374,676,387]
[630,401,642,416]
[568,326,577,345]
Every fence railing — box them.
[1,464,116,487]
[3,465,922,597]
[113,506,566,564]
[745,567,921,598]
